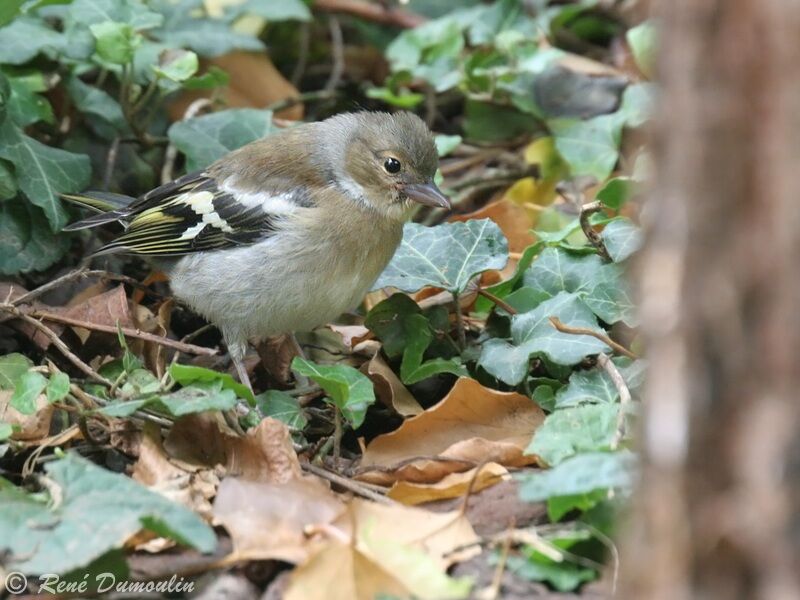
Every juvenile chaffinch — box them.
[64,111,450,391]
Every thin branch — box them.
[580,200,611,261]
[597,353,632,450]
[25,310,217,356]
[549,316,637,359]
[314,0,425,28]
[13,312,112,386]
[301,462,399,505]
[324,16,345,94]
[11,269,163,307]
[290,22,310,86]
[102,137,120,191]
[477,288,518,315]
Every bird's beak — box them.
[402,182,451,210]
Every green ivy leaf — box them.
[169,363,254,405]
[375,220,508,295]
[90,21,140,64]
[626,21,656,79]
[518,450,637,503]
[522,246,635,326]
[157,381,238,416]
[549,113,621,181]
[167,108,276,171]
[479,292,609,385]
[0,17,64,65]
[255,390,307,430]
[68,0,164,31]
[602,217,642,262]
[0,353,31,389]
[366,86,425,109]
[46,372,70,403]
[595,176,633,210]
[0,422,13,441]
[434,134,462,157]
[0,452,216,575]
[242,0,311,21]
[7,73,54,127]
[183,65,230,90]
[155,19,263,57]
[506,554,595,593]
[527,404,618,466]
[153,49,199,82]
[10,370,47,415]
[0,201,70,274]
[0,120,91,231]
[291,357,375,428]
[555,359,645,408]
[65,75,127,139]
[0,0,25,28]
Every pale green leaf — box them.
[602,217,642,262]
[375,220,508,295]
[255,390,307,430]
[169,363,254,405]
[0,353,32,389]
[0,17,63,65]
[242,0,311,21]
[46,372,70,403]
[167,108,276,171]
[10,371,47,415]
[518,451,637,503]
[0,120,91,231]
[527,404,618,466]
[0,452,216,575]
[291,358,375,428]
[626,21,657,79]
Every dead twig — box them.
[324,16,345,94]
[548,316,637,359]
[477,289,518,315]
[597,353,632,450]
[11,312,112,386]
[301,462,399,506]
[314,0,425,28]
[580,200,611,261]
[11,268,164,306]
[27,310,217,356]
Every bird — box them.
[63,111,450,393]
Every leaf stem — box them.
[453,293,467,350]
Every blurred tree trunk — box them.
[621,1,800,598]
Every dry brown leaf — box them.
[327,324,372,350]
[365,352,423,417]
[358,378,544,485]
[212,476,345,563]
[0,390,53,441]
[164,413,301,482]
[285,499,478,600]
[55,284,133,345]
[168,52,303,121]
[388,463,509,505]
[256,333,297,386]
[132,423,219,520]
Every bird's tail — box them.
[61,191,135,231]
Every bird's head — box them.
[321,111,450,221]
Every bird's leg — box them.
[289,333,310,387]
[225,336,255,433]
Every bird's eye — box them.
[383,157,401,174]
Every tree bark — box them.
[622,1,800,598]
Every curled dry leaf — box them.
[284,498,478,600]
[0,389,53,441]
[365,351,423,417]
[212,476,345,564]
[328,324,372,351]
[388,462,509,505]
[358,377,545,485]
[132,423,220,520]
[164,413,301,482]
[57,284,133,345]
[257,333,298,386]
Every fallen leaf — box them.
[132,423,220,520]
[212,476,345,563]
[365,351,423,417]
[257,333,299,386]
[56,284,133,345]
[285,499,478,600]
[358,378,545,485]
[328,324,372,350]
[388,462,509,505]
[164,413,301,482]
[169,52,303,121]
[0,389,53,441]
